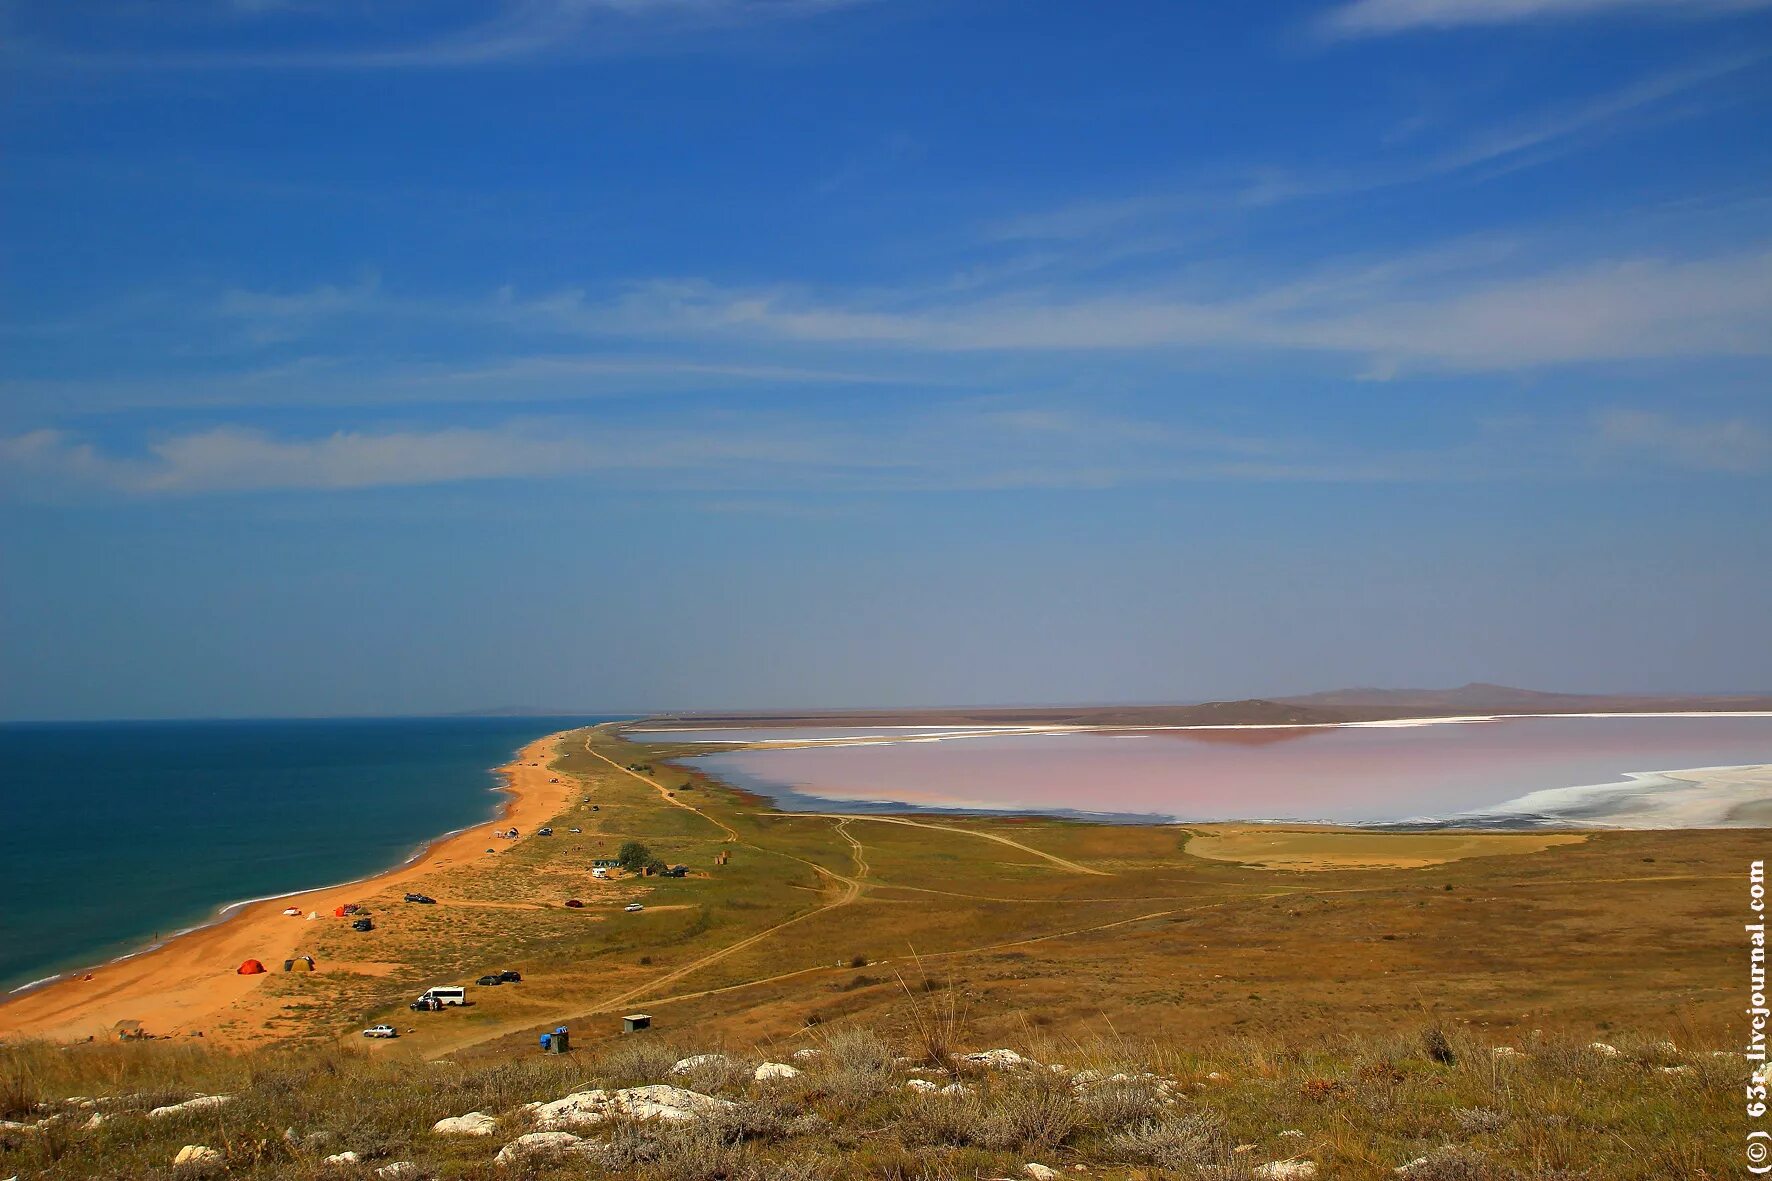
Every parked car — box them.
[497,969,522,983]
[362,1025,398,1039]
[568,827,583,834]
[351,917,374,932]
[563,899,584,908]
[537,827,554,837]
[624,903,644,913]
[403,892,436,904]
[475,974,505,987]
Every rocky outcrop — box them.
[433,1111,499,1136]
[530,1084,734,1130]
[150,1095,235,1119]
[172,1145,222,1168]
[754,1062,801,1082]
[495,1131,597,1165]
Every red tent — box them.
[333,905,348,918]
[237,959,267,975]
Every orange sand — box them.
[0,734,575,1046]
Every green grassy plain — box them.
[0,722,1755,1178]
[185,723,1763,1057]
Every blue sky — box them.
[3,0,1770,720]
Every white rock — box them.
[173,1144,223,1167]
[1025,1163,1059,1181]
[151,1095,235,1119]
[1205,1071,1229,1082]
[375,1163,422,1180]
[905,1078,940,1093]
[937,1082,972,1096]
[1588,1042,1622,1057]
[961,1049,1036,1070]
[1395,1158,1431,1177]
[495,1131,595,1165]
[432,1111,498,1136]
[324,1151,363,1166]
[790,1047,823,1061]
[754,1062,801,1082]
[1254,1163,1317,1180]
[1069,1068,1104,1086]
[668,1053,731,1075]
[1654,1040,1678,1053]
[1278,1130,1306,1139]
[84,1113,108,1130]
[1490,1047,1524,1060]
[531,1085,734,1131]
[1659,1065,1694,1076]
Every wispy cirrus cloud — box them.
[24,235,1769,410]
[20,0,873,70]
[1592,408,1772,472]
[0,401,1377,498]
[1321,0,1772,38]
[491,244,1772,373]
[991,56,1764,244]
[7,400,1765,500]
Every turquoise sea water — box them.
[0,717,610,993]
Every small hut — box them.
[622,1013,652,1033]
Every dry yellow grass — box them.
[1181,827,1589,870]
[5,723,1754,1072]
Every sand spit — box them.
[0,734,579,1046]
[1452,764,1772,829]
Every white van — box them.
[416,986,467,1007]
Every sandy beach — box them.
[0,732,577,1046]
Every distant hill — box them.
[1275,682,1772,716]
[642,684,1772,730]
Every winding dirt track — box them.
[793,813,1111,875]
[558,735,1109,1020]
[583,818,868,1016]
[583,735,740,842]
[565,738,875,1017]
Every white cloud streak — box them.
[1322,0,1772,38]
[1593,408,1772,472]
[0,404,1384,498]
[6,401,1765,500]
[992,56,1763,244]
[509,246,1772,372]
[36,0,872,69]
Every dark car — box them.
[403,893,436,904]
[351,917,374,932]
[563,899,584,908]
[475,974,504,986]
[497,970,522,983]
[409,998,440,1011]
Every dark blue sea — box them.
[0,717,611,993]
